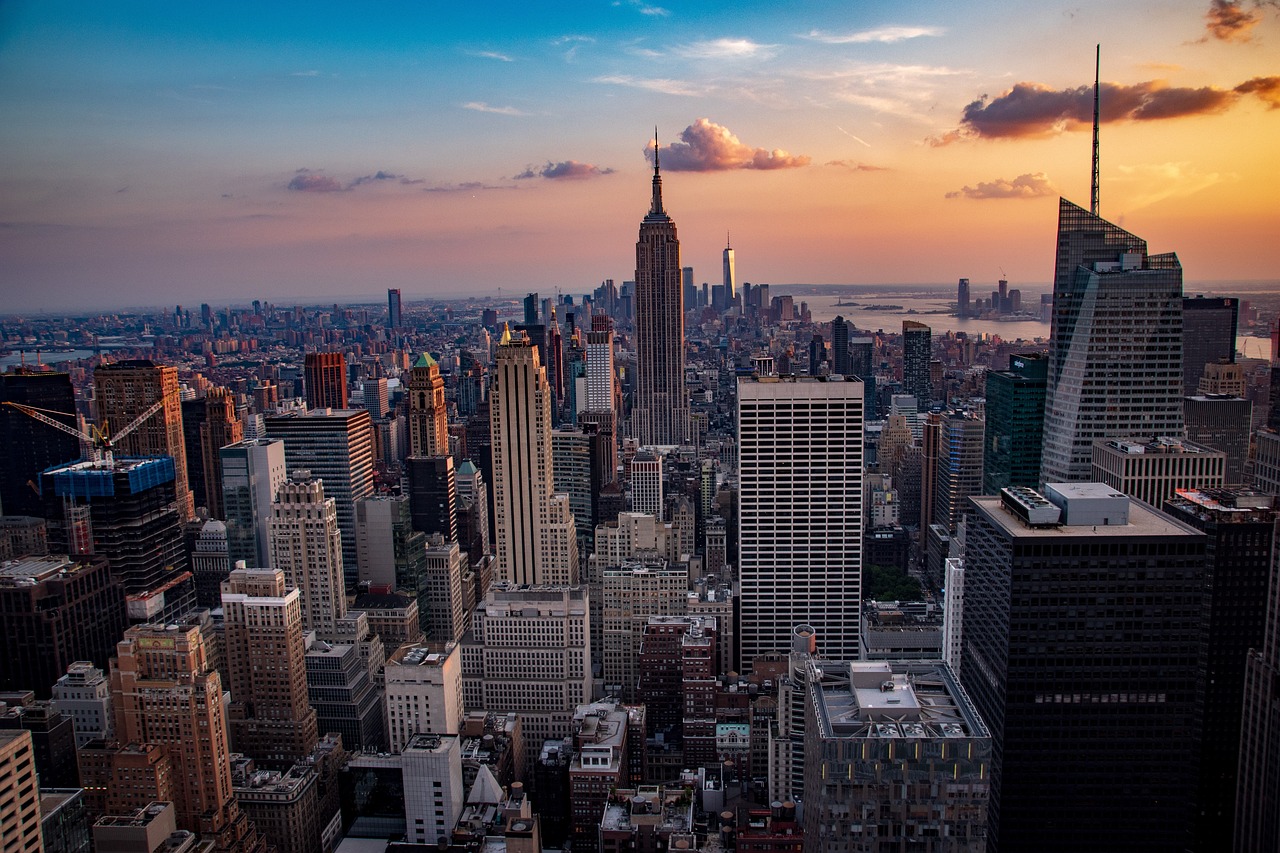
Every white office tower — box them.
[461,584,592,765]
[52,661,113,747]
[269,475,347,636]
[738,375,864,668]
[942,557,965,677]
[1040,199,1185,482]
[585,325,616,416]
[490,326,579,585]
[402,733,464,846]
[385,642,463,754]
[220,438,288,569]
[630,450,664,520]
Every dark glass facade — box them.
[1182,295,1238,394]
[982,352,1048,495]
[962,493,1206,851]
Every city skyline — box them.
[2,1,1278,312]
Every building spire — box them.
[650,127,664,215]
[1091,44,1101,217]
[727,231,731,249]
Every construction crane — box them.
[2,398,166,467]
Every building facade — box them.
[737,376,864,666]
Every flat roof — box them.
[971,493,1201,538]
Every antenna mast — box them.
[1090,44,1101,216]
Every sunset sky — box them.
[2,1,1278,312]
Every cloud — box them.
[1236,75,1280,107]
[349,171,427,188]
[468,50,514,62]
[462,101,527,116]
[1204,0,1263,41]
[614,0,669,17]
[826,160,889,172]
[290,70,321,77]
[287,173,345,192]
[646,118,811,171]
[931,76,1278,143]
[594,75,704,96]
[801,26,944,44]
[675,38,778,60]
[946,172,1058,199]
[514,160,616,180]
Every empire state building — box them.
[632,137,691,446]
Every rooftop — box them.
[972,490,1201,539]
[0,554,81,585]
[809,660,989,742]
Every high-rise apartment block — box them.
[264,408,373,583]
[1091,436,1225,508]
[629,450,663,520]
[421,537,467,644]
[384,642,463,754]
[303,639,383,753]
[0,555,125,699]
[221,438,288,570]
[1185,393,1253,484]
[490,328,578,586]
[962,484,1205,850]
[902,321,932,411]
[269,477,346,637]
[738,376,863,667]
[1041,199,1185,482]
[303,352,348,410]
[221,568,318,767]
[631,145,691,446]
[601,561,689,701]
[982,352,1047,494]
[802,660,990,852]
[93,360,194,520]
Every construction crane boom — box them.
[3,398,166,461]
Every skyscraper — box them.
[200,388,243,519]
[264,408,374,583]
[831,316,850,377]
[982,353,1048,494]
[584,320,615,416]
[1161,489,1277,849]
[1182,295,1237,395]
[94,360,194,520]
[220,438,288,570]
[221,568,318,767]
[111,616,264,853]
[722,236,736,307]
[490,327,578,586]
[1040,199,1185,483]
[0,730,43,853]
[901,321,931,411]
[387,288,402,330]
[631,140,691,446]
[269,477,346,637]
[957,277,970,318]
[303,352,348,411]
[932,411,984,534]
[962,484,1204,850]
[737,375,863,667]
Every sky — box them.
[1,0,1278,313]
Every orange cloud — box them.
[646,119,811,171]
